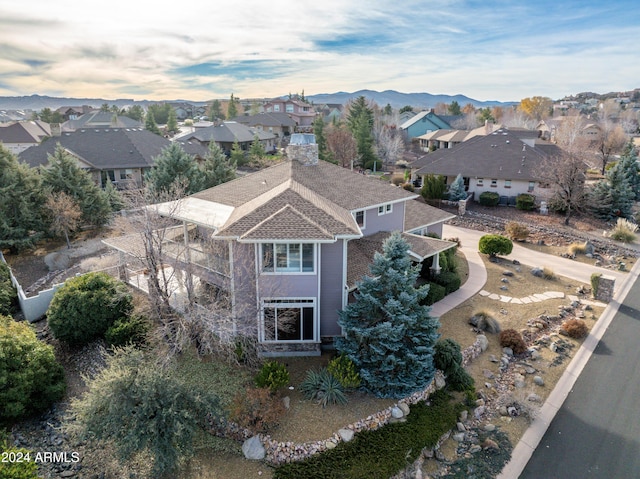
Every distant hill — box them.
[306,89,517,109]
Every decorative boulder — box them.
[391,406,404,419]
[339,428,354,442]
[242,436,266,460]
[531,267,544,277]
[476,335,489,352]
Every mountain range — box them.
[0,90,516,112]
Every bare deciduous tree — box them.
[326,125,358,168]
[45,191,82,248]
[594,122,627,174]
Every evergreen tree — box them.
[201,141,236,189]
[607,161,635,218]
[0,145,48,252]
[336,232,440,398]
[448,101,462,116]
[41,145,112,227]
[448,173,467,201]
[313,116,332,162]
[104,179,125,212]
[208,99,225,120]
[145,110,162,135]
[616,142,640,200]
[249,135,266,162]
[383,103,393,116]
[145,142,202,196]
[227,93,238,119]
[166,108,179,134]
[346,97,380,170]
[230,139,246,167]
[588,179,615,219]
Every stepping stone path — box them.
[479,289,566,304]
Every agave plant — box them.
[299,368,348,408]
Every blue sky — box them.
[0,0,638,102]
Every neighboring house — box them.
[412,128,563,201]
[19,128,205,188]
[232,112,297,139]
[263,98,317,129]
[177,121,277,154]
[104,135,456,356]
[168,102,195,120]
[55,105,94,121]
[536,116,600,142]
[316,103,344,123]
[417,122,502,152]
[399,110,417,125]
[60,111,143,132]
[0,120,51,154]
[399,110,458,139]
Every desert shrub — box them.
[0,315,65,421]
[498,329,527,355]
[504,222,530,241]
[255,361,290,393]
[327,355,361,389]
[402,182,415,192]
[591,273,601,297]
[561,319,588,339]
[479,234,513,257]
[299,368,347,408]
[542,267,555,280]
[469,311,501,334]
[0,263,18,316]
[227,387,286,433]
[273,389,463,479]
[421,282,446,306]
[609,218,638,243]
[433,339,474,392]
[567,242,587,255]
[479,191,500,206]
[432,271,461,295]
[515,193,536,211]
[105,314,150,347]
[47,272,133,346]
[391,176,404,186]
[0,435,39,479]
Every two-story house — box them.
[263,98,317,129]
[104,135,456,356]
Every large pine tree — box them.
[201,141,236,189]
[336,232,440,398]
[145,142,202,196]
[0,145,48,252]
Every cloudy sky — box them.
[1,0,638,102]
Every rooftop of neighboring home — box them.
[232,112,297,128]
[177,121,276,144]
[412,127,563,180]
[61,111,143,132]
[19,128,202,170]
[0,120,51,144]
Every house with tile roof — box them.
[20,128,206,188]
[0,120,51,154]
[104,135,456,356]
[412,128,563,201]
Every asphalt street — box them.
[519,274,640,479]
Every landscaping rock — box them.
[338,428,354,442]
[474,405,486,418]
[482,438,500,451]
[391,406,404,419]
[502,271,514,277]
[242,436,266,460]
[325,440,337,450]
[453,432,465,442]
[503,347,514,357]
[457,422,466,432]
[528,393,542,403]
[282,396,290,409]
[477,334,489,351]
[533,376,545,386]
[469,444,482,454]
[398,402,411,416]
[531,267,544,277]
[483,423,496,432]
[459,410,468,422]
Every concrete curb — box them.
[497,255,640,478]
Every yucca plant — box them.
[299,368,348,408]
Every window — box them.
[477,178,484,186]
[262,243,314,273]
[490,179,497,188]
[378,203,393,215]
[354,210,365,228]
[263,299,315,341]
[120,169,134,180]
[286,104,294,113]
[505,179,512,188]
[528,181,535,192]
[273,104,280,112]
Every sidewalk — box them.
[434,225,639,478]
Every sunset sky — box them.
[1,0,638,102]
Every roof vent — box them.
[522,144,526,151]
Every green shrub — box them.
[421,282,446,306]
[0,436,39,479]
[105,314,150,347]
[561,319,588,339]
[479,234,513,257]
[498,329,527,355]
[47,272,133,346]
[0,315,65,420]
[327,355,361,389]
[273,389,463,479]
[0,262,17,317]
[434,339,475,392]
[515,193,536,211]
[433,271,461,294]
[591,273,601,297]
[299,368,347,408]
[479,191,500,206]
[504,221,530,241]
[255,361,290,393]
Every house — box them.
[60,111,143,132]
[232,112,297,139]
[19,128,206,188]
[263,98,317,129]
[316,103,344,123]
[536,117,600,142]
[399,110,459,139]
[104,134,456,356]
[176,121,277,154]
[55,105,94,121]
[0,120,51,154]
[412,128,563,201]
[417,122,502,152]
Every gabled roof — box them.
[404,199,456,232]
[157,159,420,242]
[181,121,275,144]
[400,111,453,130]
[19,128,181,170]
[233,112,297,128]
[0,121,51,144]
[413,128,562,181]
[61,112,142,132]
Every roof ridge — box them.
[289,179,359,232]
[239,203,333,240]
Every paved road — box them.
[519,273,640,479]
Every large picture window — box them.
[262,299,315,341]
[262,243,314,273]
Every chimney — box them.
[286,133,318,166]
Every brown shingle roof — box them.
[404,199,456,232]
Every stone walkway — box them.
[478,289,606,307]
